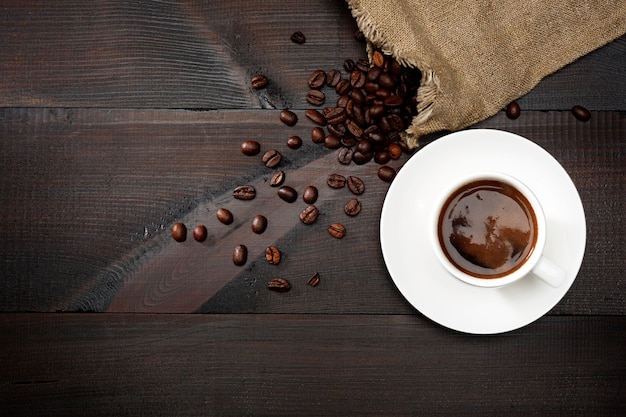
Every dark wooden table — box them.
[1,1,625,415]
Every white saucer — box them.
[380,129,586,334]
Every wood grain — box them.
[1,108,624,314]
[1,313,625,417]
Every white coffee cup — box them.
[432,171,566,288]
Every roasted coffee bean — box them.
[387,143,402,159]
[277,185,298,203]
[374,150,391,164]
[302,186,319,204]
[337,94,350,108]
[290,31,306,44]
[384,95,404,107]
[324,134,342,149]
[347,176,365,195]
[171,222,187,242]
[267,277,291,292]
[240,140,261,156]
[337,147,353,165]
[343,59,356,72]
[378,165,396,182]
[265,246,281,265]
[311,127,325,143]
[385,114,405,131]
[356,59,370,72]
[307,272,320,287]
[335,79,352,95]
[372,50,385,68]
[279,109,298,126]
[344,198,362,216]
[233,244,248,266]
[306,89,326,106]
[356,139,373,154]
[354,29,366,42]
[270,170,285,187]
[327,173,346,189]
[327,123,346,137]
[216,208,234,225]
[378,73,396,89]
[300,205,319,225]
[352,150,373,165]
[350,88,366,104]
[305,108,327,126]
[341,136,357,147]
[251,214,268,234]
[326,69,341,87]
[193,225,207,242]
[287,135,302,149]
[571,105,591,122]
[350,70,366,88]
[308,70,326,89]
[324,107,347,125]
[233,185,256,200]
[250,74,268,89]
[262,149,282,168]
[345,119,363,138]
[328,223,346,239]
[506,101,521,119]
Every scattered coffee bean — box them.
[324,134,342,149]
[250,74,268,89]
[354,29,366,43]
[374,150,391,164]
[233,185,256,200]
[262,149,282,168]
[338,147,354,165]
[193,225,207,242]
[265,246,281,265]
[347,176,365,195]
[307,272,320,287]
[344,198,362,216]
[279,109,298,126]
[251,214,268,234]
[277,185,298,203]
[270,170,285,187]
[171,222,187,242]
[571,105,591,122]
[216,208,234,225]
[352,151,373,165]
[327,173,346,189]
[350,69,366,88]
[311,127,325,143]
[506,101,521,119]
[378,166,396,182]
[306,89,326,106]
[287,135,302,149]
[233,244,248,266]
[328,223,346,239]
[302,186,319,204]
[308,70,326,89]
[290,31,306,44]
[324,107,347,125]
[267,277,291,292]
[343,59,356,72]
[326,69,341,87]
[300,205,319,225]
[240,140,261,156]
[305,108,327,126]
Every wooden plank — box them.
[0,1,624,110]
[0,108,624,314]
[1,314,625,417]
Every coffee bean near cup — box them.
[432,172,566,288]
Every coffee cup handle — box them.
[532,256,567,288]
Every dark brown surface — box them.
[1,1,625,415]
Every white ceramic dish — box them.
[380,129,586,334]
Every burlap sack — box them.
[346,0,626,148]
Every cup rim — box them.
[432,171,547,288]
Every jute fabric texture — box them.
[346,0,626,148]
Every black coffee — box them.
[437,179,538,279]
